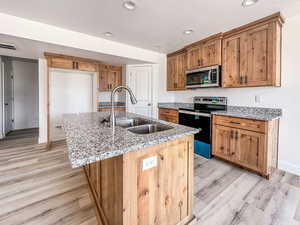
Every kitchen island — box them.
[63,111,199,225]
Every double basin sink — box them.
[115,117,173,135]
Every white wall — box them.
[159,15,300,176]
[12,60,39,130]
[38,59,47,144]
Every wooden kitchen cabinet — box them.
[222,13,283,88]
[98,64,122,91]
[45,53,99,72]
[186,33,222,70]
[159,108,179,124]
[212,115,279,178]
[167,49,187,91]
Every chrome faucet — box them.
[110,85,137,130]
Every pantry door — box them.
[126,65,153,118]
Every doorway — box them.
[126,65,154,117]
[0,56,39,149]
[49,69,97,141]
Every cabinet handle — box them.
[230,121,241,125]
[240,76,244,84]
[235,131,238,140]
[76,62,79,69]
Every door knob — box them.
[147,103,152,106]
[4,103,8,106]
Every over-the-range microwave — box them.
[185,65,220,89]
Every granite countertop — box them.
[158,103,194,110]
[98,102,125,109]
[212,106,282,121]
[63,111,199,168]
[158,103,282,121]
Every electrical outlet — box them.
[142,156,157,171]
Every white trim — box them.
[278,160,300,176]
[0,60,4,139]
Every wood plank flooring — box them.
[0,141,98,225]
[194,154,300,225]
[0,128,39,150]
[0,140,300,225]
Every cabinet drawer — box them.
[159,108,178,117]
[213,115,267,133]
[159,114,178,124]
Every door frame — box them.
[0,60,4,138]
[125,64,156,118]
[47,67,98,144]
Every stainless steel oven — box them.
[185,65,220,89]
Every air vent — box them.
[0,43,16,50]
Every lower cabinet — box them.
[159,108,179,124]
[212,115,279,178]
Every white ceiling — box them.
[0,34,146,65]
[0,0,299,53]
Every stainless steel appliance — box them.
[179,96,227,158]
[185,65,220,89]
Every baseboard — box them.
[278,160,300,176]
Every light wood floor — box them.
[0,141,98,225]
[0,128,39,150]
[193,154,300,225]
[0,141,299,225]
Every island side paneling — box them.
[83,135,195,225]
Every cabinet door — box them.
[167,56,177,91]
[99,71,109,91]
[213,125,237,160]
[187,46,202,70]
[244,24,271,86]
[236,129,266,172]
[222,35,242,87]
[202,39,221,67]
[111,70,122,89]
[176,53,187,90]
[77,61,97,72]
[50,57,74,70]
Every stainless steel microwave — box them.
[186,65,220,89]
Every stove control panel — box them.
[194,96,227,105]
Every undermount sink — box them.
[115,118,150,128]
[127,124,173,134]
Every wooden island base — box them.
[83,136,195,225]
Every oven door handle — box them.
[179,110,211,117]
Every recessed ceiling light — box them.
[242,0,258,7]
[104,32,113,37]
[123,1,136,10]
[183,29,194,35]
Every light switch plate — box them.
[142,156,158,171]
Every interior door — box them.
[3,63,13,135]
[126,65,153,117]
[51,70,94,141]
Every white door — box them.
[50,70,93,141]
[3,63,13,135]
[127,65,153,117]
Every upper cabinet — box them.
[98,64,122,91]
[45,53,98,72]
[167,50,187,91]
[166,12,283,91]
[222,13,283,88]
[186,33,222,70]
